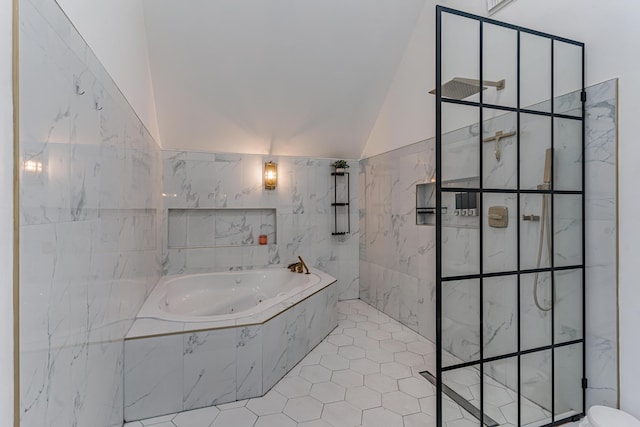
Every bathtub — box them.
[124,267,338,422]
[137,268,326,323]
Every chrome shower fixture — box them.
[429,77,506,100]
[483,130,516,161]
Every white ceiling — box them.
[142,0,426,158]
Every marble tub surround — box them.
[19,1,162,426]
[124,278,338,421]
[360,79,619,408]
[163,151,359,300]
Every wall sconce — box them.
[264,161,277,190]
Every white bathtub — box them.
[125,268,339,421]
[136,268,331,323]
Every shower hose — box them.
[533,193,554,312]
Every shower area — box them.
[433,7,584,427]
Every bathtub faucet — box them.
[287,256,310,274]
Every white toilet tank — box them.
[580,406,640,427]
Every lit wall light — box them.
[264,161,277,190]
[24,159,43,174]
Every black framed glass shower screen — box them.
[435,6,585,427]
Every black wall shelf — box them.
[331,171,350,235]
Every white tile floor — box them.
[124,299,581,427]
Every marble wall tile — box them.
[163,151,359,300]
[19,1,162,426]
[124,335,183,421]
[262,310,289,392]
[584,79,618,407]
[483,275,518,359]
[359,141,440,346]
[285,303,311,372]
[261,284,338,395]
[183,329,238,410]
[236,326,263,400]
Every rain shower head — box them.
[429,77,505,100]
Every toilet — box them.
[579,406,640,427]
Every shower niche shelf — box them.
[440,175,480,189]
[417,179,480,227]
[167,208,277,249]
[416,182,438,226]
[331,172,350,235]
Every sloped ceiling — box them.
[142,0,426,158]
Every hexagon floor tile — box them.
[127,299,554,427]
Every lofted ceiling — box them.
[142,0,426,158]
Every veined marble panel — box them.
[19,1,162,426]
[584,79,618,407]
[359,138,437,343]
[163,151,359,300]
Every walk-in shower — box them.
[432,6,585,427]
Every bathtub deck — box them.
[124,299,571,427]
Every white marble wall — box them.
[359,141,437,342]
[584,79,618,408]
[163,151,359,300]
[124,282,338,421]
[19,1,162,426]
[359,79,618,408]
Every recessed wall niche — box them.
[168,208,277,248]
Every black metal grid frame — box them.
[435,6,585,427]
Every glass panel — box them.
[554,344,584,419]
[554,269,583,344]
[442,12,480,102]
[554,194,583,267]
[521,33,552,112]
[521,350,553,426]
[554,117,583,191]
[520,194,551,271]
[521,272,552,351]
[442,279,480,367]
[484,357,519,426]
[442,212,480,277]
[442,365,481,426]
[483,23,517,108]
[520,113,552,190]
[554,41,583,117]
[442,103,480,188]
[483,276,517,358]
[482,109,517,189]
[483,193,517,274]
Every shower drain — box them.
[419,370,499,427]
